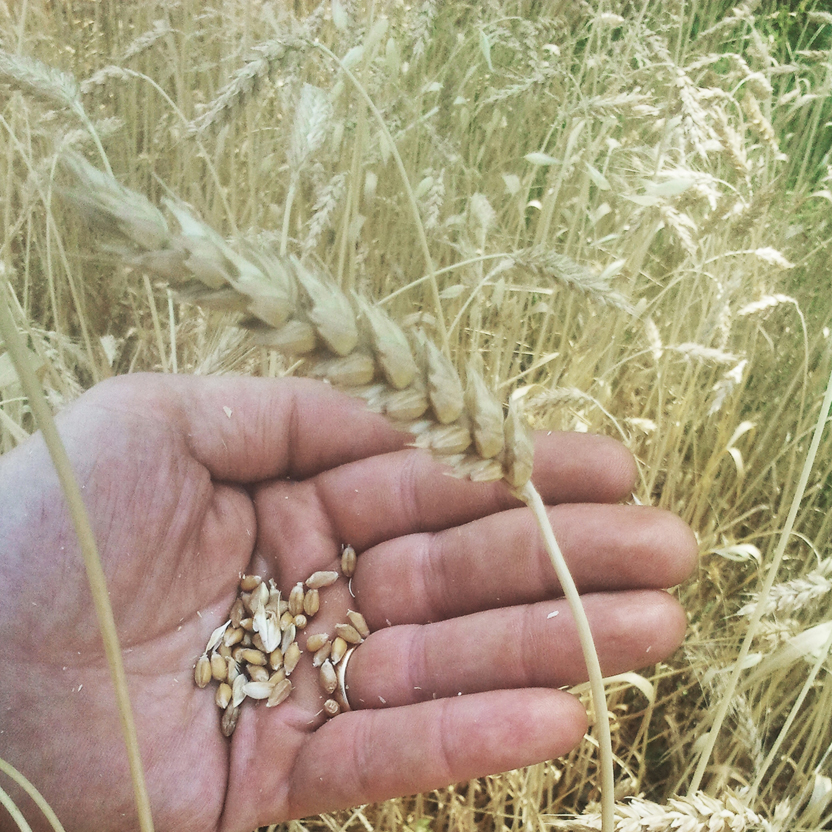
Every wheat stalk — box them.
[60,150,616,832]
[0,283,154,832]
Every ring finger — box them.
[339,589,685,710]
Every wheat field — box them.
[2,0,832,830]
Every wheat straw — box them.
[0,757,66,832]
[689,330,832,796]
[0,285,154,832]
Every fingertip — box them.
[533,432,637,504]
[631,592,689,667]
[670,514,700,584]
[525,690,589,757]
[642,510,700,588]
[659,592,690,654]
[446,689,589,765]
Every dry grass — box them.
[2,0,832,829]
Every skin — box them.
[0,374,697,832]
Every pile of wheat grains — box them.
[194,546,363,736]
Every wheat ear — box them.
[60,151,615,832]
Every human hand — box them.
[0,374,696,832]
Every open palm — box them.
[0,374,696,832]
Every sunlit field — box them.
[2,1,832,829]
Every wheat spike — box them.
[59,152,534,489]
[187,37,306,135]
[556,790,763,831]
[0,49,82,113]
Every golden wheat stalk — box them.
[60,150,616,832]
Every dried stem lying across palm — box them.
[60,151,615,832]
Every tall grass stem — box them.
[0,287,155,832]
[0,756,67,832]
[688,353,832,796]
[311,41,449,354]
[520,481,614,832]
[0,781,32,832]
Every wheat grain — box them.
[288,582,305,616]
[283,642,302,676]
[312,642,332,667]
[305,570,339,589]
[194,654,211,688]
[302,590,320,617]
[268,648,283,671]
[330,636,348,665]
[306,633,329,653]
[346,610,370,639]
[221,703,240,737]
[334,623,363,645]
[266,678,293,708]
[247,665,270,683]
[319,660,338,695]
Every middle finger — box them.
[351,503,696,627]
